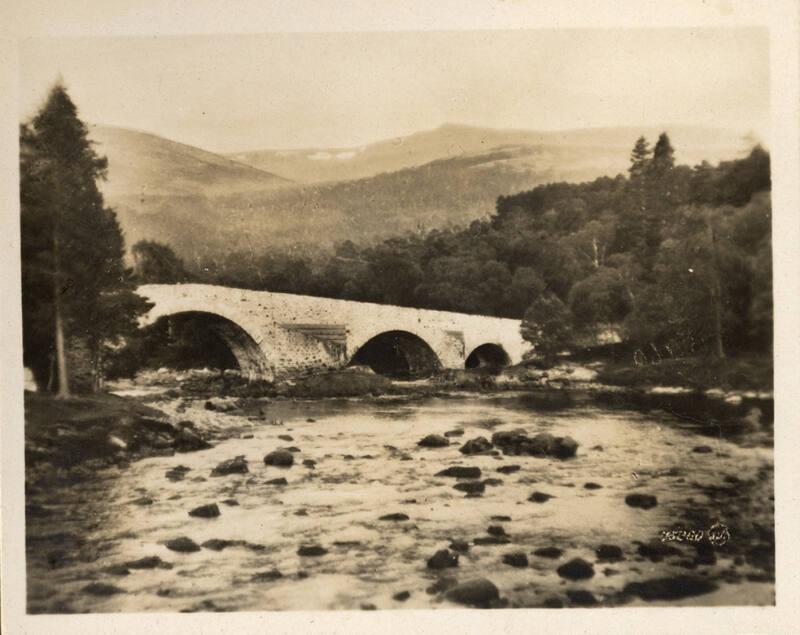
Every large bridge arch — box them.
[147,311,270,380]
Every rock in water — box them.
[502,552,529,568]
[173,428,211,453]
[497,465,521,474]
[210,456,248,476]
[435,466,482,479]
[459,437,493,455]
[528,491,554,503]
[264,449,294,467]
[533,547,563,559]
[418,434,449,448]
[551,436,578,459]
[83,582,125,596]
[165,537,201,553]
[379,513,410,521]
[445,578,500,608]
[251,569,284,582]
[188,503,220,518]
[584,482,602,490]
[265,477,288,485]
[623,576,717,601]
[692,445,714,454]
[556,558,595,580]
[595,544,624,562]
[449,540,470,553]
[625,493,658,509]
[454,481,485,495]
[427,549,459,570]
[297,545,327,557]
[125,556,172,570]
[393,590,411,602]
[566,590,597,606]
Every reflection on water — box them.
[26,393,774,612]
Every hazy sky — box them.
[20,28,769,153]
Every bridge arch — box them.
[349,330,441,379]
[146,310,270,380]
[465,343,511,370]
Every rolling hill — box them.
[227,122,753,185]
[89,123,755,263]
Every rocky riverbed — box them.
[25,387,774,612]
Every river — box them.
[26,390,774,612]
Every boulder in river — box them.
[533,546,563,559]
[165,537,201,553]
[211,456,248,476]
[393,590,411,602]
[83,582,125,596]
[595,544,624,562]
[265,477,288,485]
[692,445,714,454]
[636,541,682,562]
[502,552,529,568]
[497,465,521,474]
[623,575,717,601]
[528,491,555,503]
[188,503,220,518]
[278,434,294,441]
[449,540,470,553]
[445,578,500,608]
[625,493,658,509]
[444,429,464,437]
[297,544,327,557]
[584,482,603,490]
[487,525,507,537]
[251,569,284,582]
[427,548,459,570]
[556,558,595,580]
[173,428,211,453]
[379,512,410,521]
[566,589,598,606]
[418,434,449,448]
[474,534,511,545]
[551,436,579,459]
[435,466,482,479]
[264,449,294,467]
[459,436,493,455]
[125,556,172,570]
[454,481,485,495]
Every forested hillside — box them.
[147,134,770,360]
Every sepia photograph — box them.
[3,2,797,628]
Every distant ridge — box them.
[227,122,753,184]
[90,122,755,262]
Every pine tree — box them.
[20,82,149,394]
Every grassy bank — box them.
[593,355,773,393]
[24,392,210,475]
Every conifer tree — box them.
[20,82,149,394]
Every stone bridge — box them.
[137,284,531,380]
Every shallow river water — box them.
[26,392,774,612]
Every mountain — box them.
[91,123,755,263]
[227,122,754,184]
[89,125,291,199]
